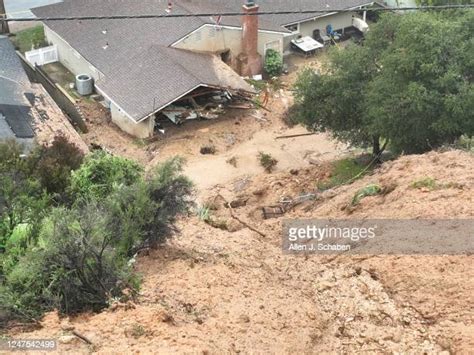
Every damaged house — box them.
[32,0,382,138]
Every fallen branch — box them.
[218,194,267,238]
[72,330,93,345]
[275,132,318,140]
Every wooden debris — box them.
[72,330,93,345]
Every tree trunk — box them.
[372,136,388,164]
[373,136,381,157]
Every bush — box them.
[200,145,216,155]
[351,184,382,206]
[411,177,438,190]
[1,206,138,319]
[0,144,193,321]
[143,157,194,247]
[35,135,84,196]
[70,151,142,199]
[258,152,278,173]
[264,49,283,77]
[0,141,50,253]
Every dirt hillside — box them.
[8,150,473,354]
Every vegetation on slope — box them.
[0,138,193,322]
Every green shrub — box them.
[1,206,138,319]
[143,157,194,247]
[264,49,283,77]
[35,135,84,196]
[258,152,278,173]
[351,184,382,206]
[82,157,193,257]
[411,177,437,190]
[0,148,193,321]
[70,151,142,199]
[0,141,50,253]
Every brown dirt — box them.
[9,150,473,354]
[8,50,473,354]
[32,84,89,153]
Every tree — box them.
[292,12,474,155]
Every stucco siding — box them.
[44,25,102,81]
[299,12,354,38]
[110,104,154,139]
[174,25,284,57]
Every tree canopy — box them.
[292,11,474,155]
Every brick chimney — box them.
[239,0,262,77]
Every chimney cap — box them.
[245,0,256,7]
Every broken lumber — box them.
[217,194,267,238]
[72,330,93,345]
[275,132,318,140]
[228,104,253,109]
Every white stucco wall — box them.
[173,25,284,57]
[44,25,102,81]
[282,12,357,52]
[299,12,354,38]
[110,104,155,139]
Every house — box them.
[0,35,35,147]
[32,0,383,138]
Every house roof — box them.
[96,46,254,122]
[0,36,35,142]
[32,0,381,122]
[178,0,383,28]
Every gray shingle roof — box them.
[0,36,34,141]
[96,46,253,121]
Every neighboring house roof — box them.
[178,0,383,28]
[32,0,380,122]
[0,36,35,142]
[96,46,254,122]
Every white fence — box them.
[25,45,58,66]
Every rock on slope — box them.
[9,150,473,354]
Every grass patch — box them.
[11,25,46,53]
[411,177,437,190]
[411,177,464,191]
[351,184,382,206]
[318,158,371,191]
